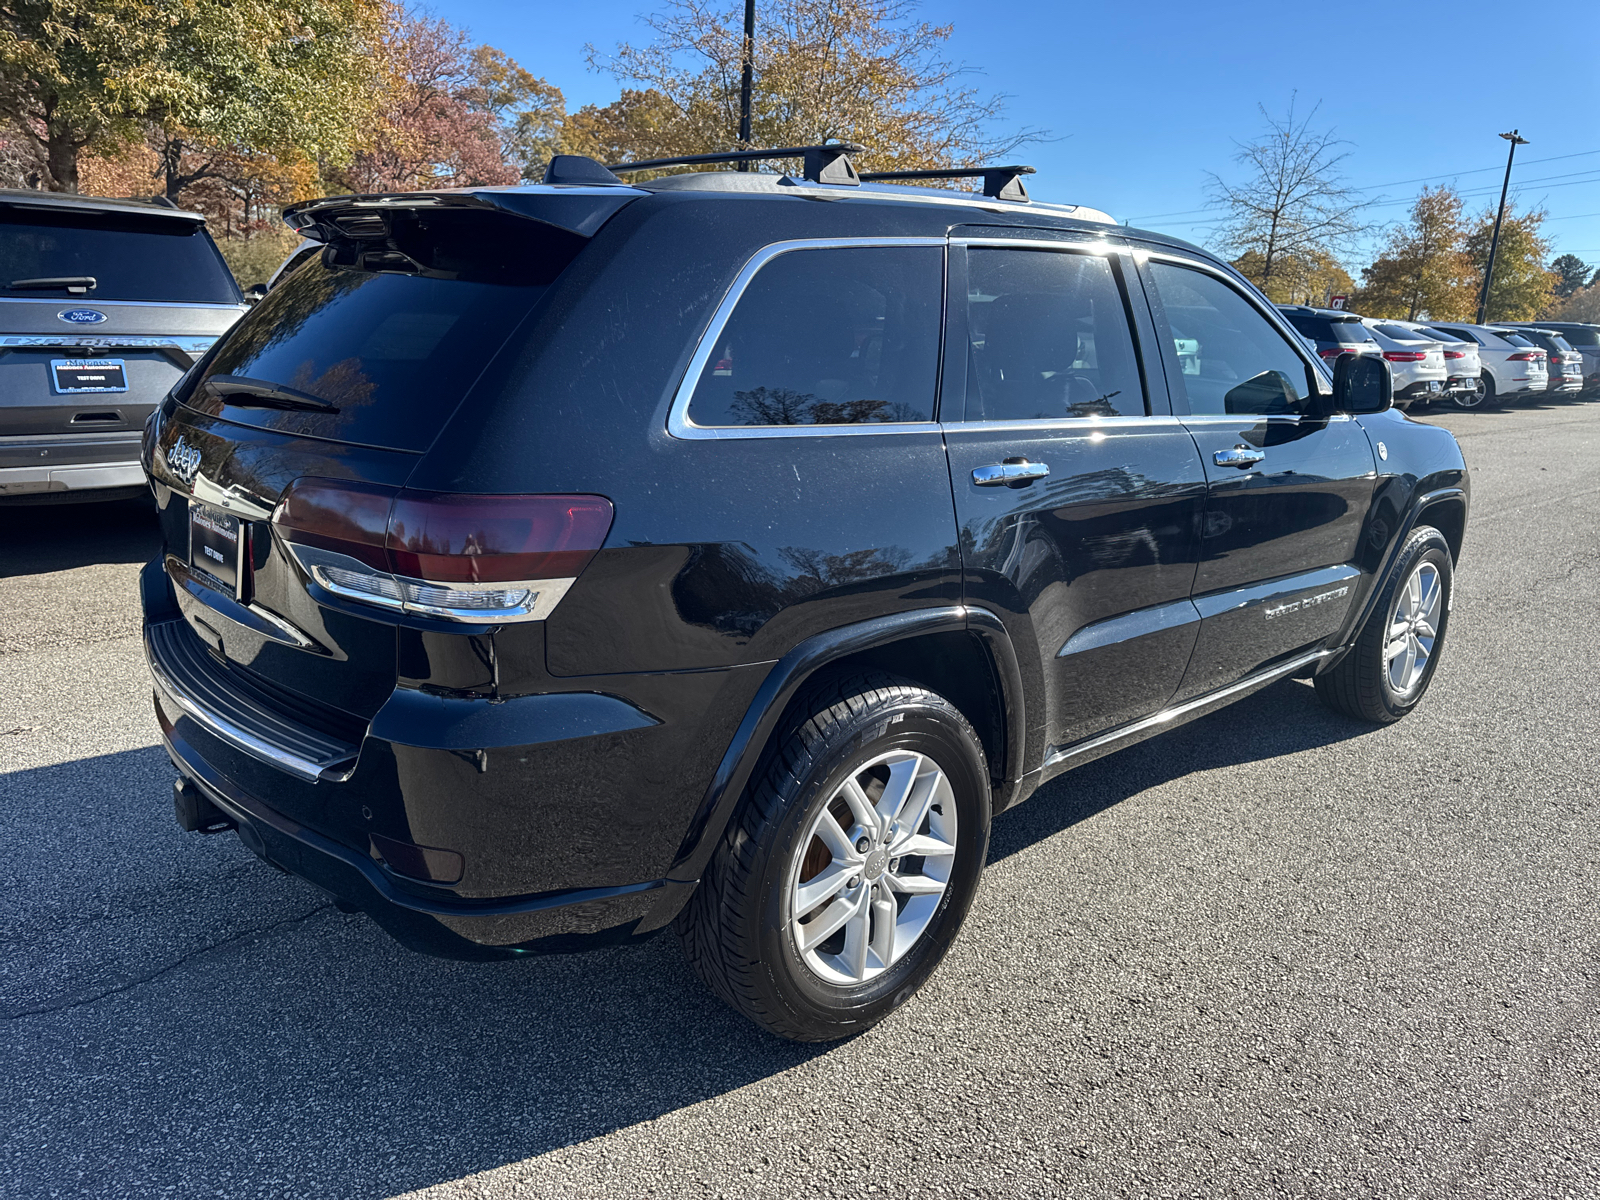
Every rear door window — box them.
[685,245,943,427]
[960,247,1145,420]
[0,206,239,304]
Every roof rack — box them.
[606,143,864,186]
[857,165,1035,202]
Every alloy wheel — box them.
[787,749,958,986]
[1386,561,1442,697]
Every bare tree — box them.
[1208,97,1367,296]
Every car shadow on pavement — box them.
[2,677,1377,1199]
[989,676,1379,863]
[0,495,159,577]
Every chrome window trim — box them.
[1140,250,1332,389]
[952,235,1120,252]
[0,297,246,311]
[944,414,1183,434]
[667,236,948,441]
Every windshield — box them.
[1375,323,1425,340]
[0,207,239,303]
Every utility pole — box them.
[736,0,755,171]
[1476,129,1529,324]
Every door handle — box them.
[973,458,1051,488]
[1213,444,1265,469]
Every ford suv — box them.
[140,149,1469,1042]
[1,191,244,503]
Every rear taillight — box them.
[1507,351,1540,362]
[1382,350,1427,363]
[1443,350,1465,359]
[272,478,614,623]
[1318,347,1352,360]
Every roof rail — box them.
[608,143,864,186]
[856,164,1035,202]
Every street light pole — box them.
[1475,129,1529,324]
[736,0,755,171]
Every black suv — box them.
[1275,304,1381,367]
[1,191,244,503]
[141,149,1469,1041]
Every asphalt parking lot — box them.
[2,396,1597,1199]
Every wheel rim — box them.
[1459,379,1486,408]
[1385,562,1442,697]
[786,749,958,986]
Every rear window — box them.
[1283,313,1373,344]
[1501,332,1535,348]
[1558,326,1599,347]
[186,212,580,452]
[1375,323,1422,340]
[1422,327,1465,342]
[0,206,239,304]
[1548,335,1575,353]
[1431,327,1480,344]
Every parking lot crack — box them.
[0,901,334,1021]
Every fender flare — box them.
[662,605,1026,890]
[1320,484,1467,671]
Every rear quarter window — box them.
[684,245,943,428]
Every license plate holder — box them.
[50,358,128,394]
[189,503,245,597]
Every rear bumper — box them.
[157,706,682,959]
[139,558,759,957]
[0,433,144,497]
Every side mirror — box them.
[244,283,269,304]
[1332,351,1392,414]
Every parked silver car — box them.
[1495,322,1600,392]
[0,191,244,503]
[1421,322,1548,407]
[1362,319,1447,410]
[1494,326,1584,396]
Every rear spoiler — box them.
[281,186,648,245]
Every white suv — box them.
[1421,322,1547,407]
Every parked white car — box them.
[1391,322,1484,409]
[1420,322,1548,407]
[1361,320,1447,410]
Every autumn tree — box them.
[337,12,520,193]
[0,0,380,195]
[466,46,567,181]
[1352,185,1476,320]
[1466,203,1553,322]
[1550,280,1600,323]
[1208,97,1367,294]
[1232,248,1354,306]
[575,0,1041,173]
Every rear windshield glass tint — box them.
[1375,323,1423,340]
[1283,313,1372,344]
[686,245,942,427]
[1422,327,1465,342]
[1549,335,1575,352]
[1558,327,1598,346]
[0,207,239,303]
[186,211,583,452]
[1501,332,1534,347]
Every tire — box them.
[675,672,991,1042]
[1450,373,1489,410]
[1315,525,1453,724]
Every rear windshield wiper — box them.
[204,374,340,414]
[8,276,97,294]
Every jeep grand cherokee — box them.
[141,148,1468,1041]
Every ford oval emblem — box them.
[58,308,107,325]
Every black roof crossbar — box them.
[857,164,1036,202]
[608,143,864,186]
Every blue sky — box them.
[433,0,1600,272]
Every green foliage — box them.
[1550,253,1591,299]
[468,45,566,181]
[0,0,381,192]
[1466,204,1554,322]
